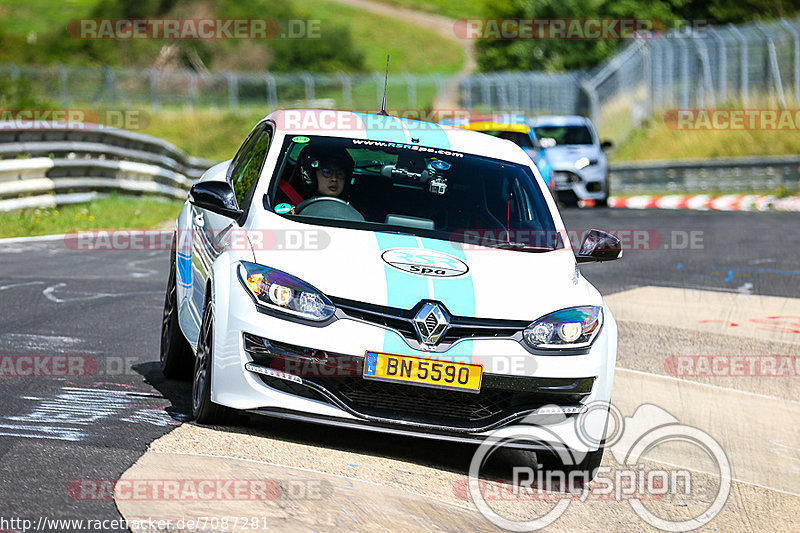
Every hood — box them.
[544,144,601,167]
[247,214,601,322]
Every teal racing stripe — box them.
[374,232,476,362]
[397,117,451,151]
[419,237,475,317]
[354,113,453,152]
[354,113,408,143]
[419,237,475,362]
[368,118,474,362]
[374,232,429,356]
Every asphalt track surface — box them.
[0,208,797,532]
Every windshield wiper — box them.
[482,241,554,252]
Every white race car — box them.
[160,110,622,479]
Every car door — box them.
[187,123,273,337]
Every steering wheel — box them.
[294,196,365,221]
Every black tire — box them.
[160,242,194,380]
[192,301,235,424]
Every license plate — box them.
[362,351,483,393]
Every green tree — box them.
[476,0,800,72]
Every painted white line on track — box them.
[0,233,68,244]
[0,281,45,291]
[606,450,800,498]
[613,368,800,495]
[616,367,800,405]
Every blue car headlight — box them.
[237,261,335,321]
[523,306,603,350]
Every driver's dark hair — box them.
[298,144,355,197]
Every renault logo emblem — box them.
[413,302,450,347]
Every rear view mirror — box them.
[576,229,622,263]
[600,140,613,150]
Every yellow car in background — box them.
[440,114,554,189]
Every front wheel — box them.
[192,301,235,424]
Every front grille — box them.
[331,297,529,349]
[322,376,582,423]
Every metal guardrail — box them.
[1,122,797,211]
[0,123,214,212]
[610,155,800,193]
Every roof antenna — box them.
[379,54,390,116]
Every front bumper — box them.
[552,165,607,201]
[210,262,618,452]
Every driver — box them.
[282,144,364,221]
[299,146,354,200]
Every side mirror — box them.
[600,140,613,150]
[189,181,243,220]
[576,229,622,263]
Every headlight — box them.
[237,261,335,321]
[523,306,603,349]
[574,157,598,170]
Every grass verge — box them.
[611,100,800,162]
[292,0,465,74]
[0,194,183,239]
[361,0,485,19]
[136,108,262,162]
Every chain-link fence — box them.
[1,63,448,113]
[592,18,800,142]
[3,19,798,144]
[471,19,800,143]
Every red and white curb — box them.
[607,195,800,212]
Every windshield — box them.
[268,135,559,250]
[532,125,594,146]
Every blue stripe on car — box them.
[177,251,192,289]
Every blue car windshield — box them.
[268,135,559,250]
